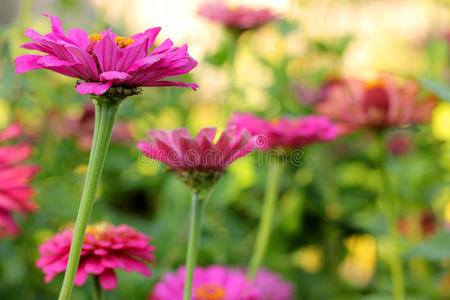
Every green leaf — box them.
[406,230,450,260]
[420,78,450,102]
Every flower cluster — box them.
[0,124,39,237]
[36,223,155,290]
[198,1,280,30]
[229,113,338,151]
[15,14,198,96]
[149,265,293,300]
[315,76,438,132]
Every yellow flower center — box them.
[88,33,104,43]
[364,79,385,89]
[86,222,110,238]
[195,284,226,300]
[270,118,280,125]
[114,36,135,48]
[88,33,135,48]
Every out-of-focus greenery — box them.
[0,0,449,299]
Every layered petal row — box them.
[15,14,198,95]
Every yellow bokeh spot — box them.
[444,201,450,223]
[432,103,450,141]
[136,159,160,176]
[228,158,255,189]
[0,99,11,129]
[339,234,377,288]
[292,245,323,273]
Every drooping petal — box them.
[37,55,77,67]
[141,80,198,90]
[76,81,112,95]
[99,71,131,83]
[98,269,118,290]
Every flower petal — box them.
[67,28,89,49]
[99,269,118,290]
[99,71,131,83]
[14,55,44,73]
[141,80,198,90]
[76,81,112,95]
[94,31,123,72]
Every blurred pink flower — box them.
[198,1,280,30]
[138,127,254,171]
[228,113,338,150]
[315,75,438,132]
[386,131,413,157]
[63,103,132,151]
[0,124,39,238]
[149,265,259,300]
[15,14,198,95]
[254,269,294,300]
[36,223,155,290]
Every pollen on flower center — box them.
[88,33,103,44]
[114,36,135,48]
[86,222,110,238]
[195,283,226,300]
[88,33,135,48]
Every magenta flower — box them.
[138,127,253,189]
[15,14,198,96]
[254,269,294,300]
[315,76,438,132]
[36,223,155,290]
[0,124,39,238]
[228,113,338,151]
[149,265,259,300]
[198,1,280,30]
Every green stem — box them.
[58,99,120,300]
[183,192,208,300]
[376,132,405,300]
[92,276,104,300]
[247,159,284,280]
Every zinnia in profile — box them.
[229,112,338,279]
[138,128,254,300]
[15,14,198,95]
[228,113,338,151]
[36,223,155,290]
[315,75,438,132]
[0,124,39,237]
[138,127,254,191]
[149,265,259,300]
[198,1,280,30]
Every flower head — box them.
[198,1,280,30]
[138,127,254,191]
[0,124,39,237]
[253,269,294,300]
[36,223,155,290]
[228,113,338,151]
[315,75,438,132]
[15,14,198,96]
[149,265,259,300]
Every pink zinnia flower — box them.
[253,269,294,300]
[15,14,198,96]
[0,124,39,237]
[138,127,253,189]
[315,75,438,132]
[149,265,259,300]
[198,1,280,30]
[228,113,338,151]
[36,223,155,290]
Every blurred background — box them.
[0,0,449,299]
